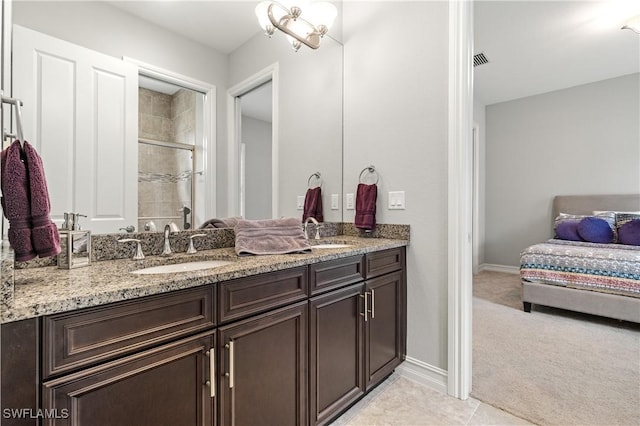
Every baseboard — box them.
[396,356,448,394]
[479,263,520,274]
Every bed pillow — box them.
[615,212,640,229]
[618,219,640,246]
[555,220,582,241]
[577,216,615,243]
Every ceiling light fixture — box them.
[255,1,338,52]
[621,15,640,34]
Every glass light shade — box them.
[307,1,337,30]
[255,1,272,30]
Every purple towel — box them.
[354,183,377,231]
[23,142,60,258]
[1,141,35,261]
[1,140,60,261]
[303,186,323,222]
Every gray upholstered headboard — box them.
[552,194,640,225]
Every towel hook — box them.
[358,165,379,185]
[307,172,322,189]
[1,92,25,148]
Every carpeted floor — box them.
[472,271,640,426]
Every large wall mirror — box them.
[8,0,343,234]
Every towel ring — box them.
[358,165,379,185]
[307,172,322,189]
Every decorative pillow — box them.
[554,213,586,240]
[618,219,640,246]
[615,213,640,229]
[577,216,614,243]
[555,220,582,241]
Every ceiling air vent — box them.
[473,52,489,67]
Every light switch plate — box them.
[346,193,354,210]
[297,195,305,210]
[388,191,405,209]
[331,194,339,210]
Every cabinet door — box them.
[218,301,307,426]
[42,331,215,426]
[309,283,365,426]
[365,270,405,389]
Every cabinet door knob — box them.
[360,292,370,322]
[225,341,235,389]
[370,289,375,319]
[206,349,215,398]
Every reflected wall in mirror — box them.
[10,0,343,233]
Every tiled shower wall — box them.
[138,88,196,232]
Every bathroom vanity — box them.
[1,237,407,426]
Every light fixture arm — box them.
[267,2,324,50]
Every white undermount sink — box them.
[311,243,353,249]
[131,260,233,275]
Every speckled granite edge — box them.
[342,223,410,240]
[2,236,408,323]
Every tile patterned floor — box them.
[331,374,533,426]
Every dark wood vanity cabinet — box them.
[42,331,216,426]
[217,301,308,426]
[1,246,406,426]
[309,247,407,426]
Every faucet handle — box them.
[118,238,145,260]
[187,234,207,254]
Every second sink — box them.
[132,260,233,275]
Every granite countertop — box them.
[1,236,408,323]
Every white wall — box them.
[12,1,229,216]
[343,1,450,371]
[242,116,272,219]
[473,100,486,270]
[228,31,343,221]
[485,73,640,267]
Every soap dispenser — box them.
[58,213,91,269]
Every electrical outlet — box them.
[346,193,354,210]
[331,194,339,210]
[297,195,305,210]
[388,191,405,209]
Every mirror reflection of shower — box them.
[238,81,273,219]
[138,75,204,231]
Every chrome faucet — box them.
[162,224,173,256]
[303,217,321,240]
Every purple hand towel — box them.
[23,141,60,258]
[355,183,377,231]
[303,186,323,222]
[1,141,36,261]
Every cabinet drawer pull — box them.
[360,292,369,322]
[225,342,235,388]
[370,289,375,319]
[206,349,215,398]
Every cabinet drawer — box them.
[365,248,405,279]
[43,285,215,378]
[218,266,308,324]
[309,255,365,295]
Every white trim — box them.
[397,357,448,395]
[472,123,480,274]
[447,0,474,400]
[479,264,520,275]
[227,63,279,218]
[122,57,217,223]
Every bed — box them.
[520,194,640,323]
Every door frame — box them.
[447,0,474,400]
[124,57,217,226]
[227,63,279,219]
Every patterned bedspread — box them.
[520,239,640,298]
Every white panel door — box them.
[12,25,138,233]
